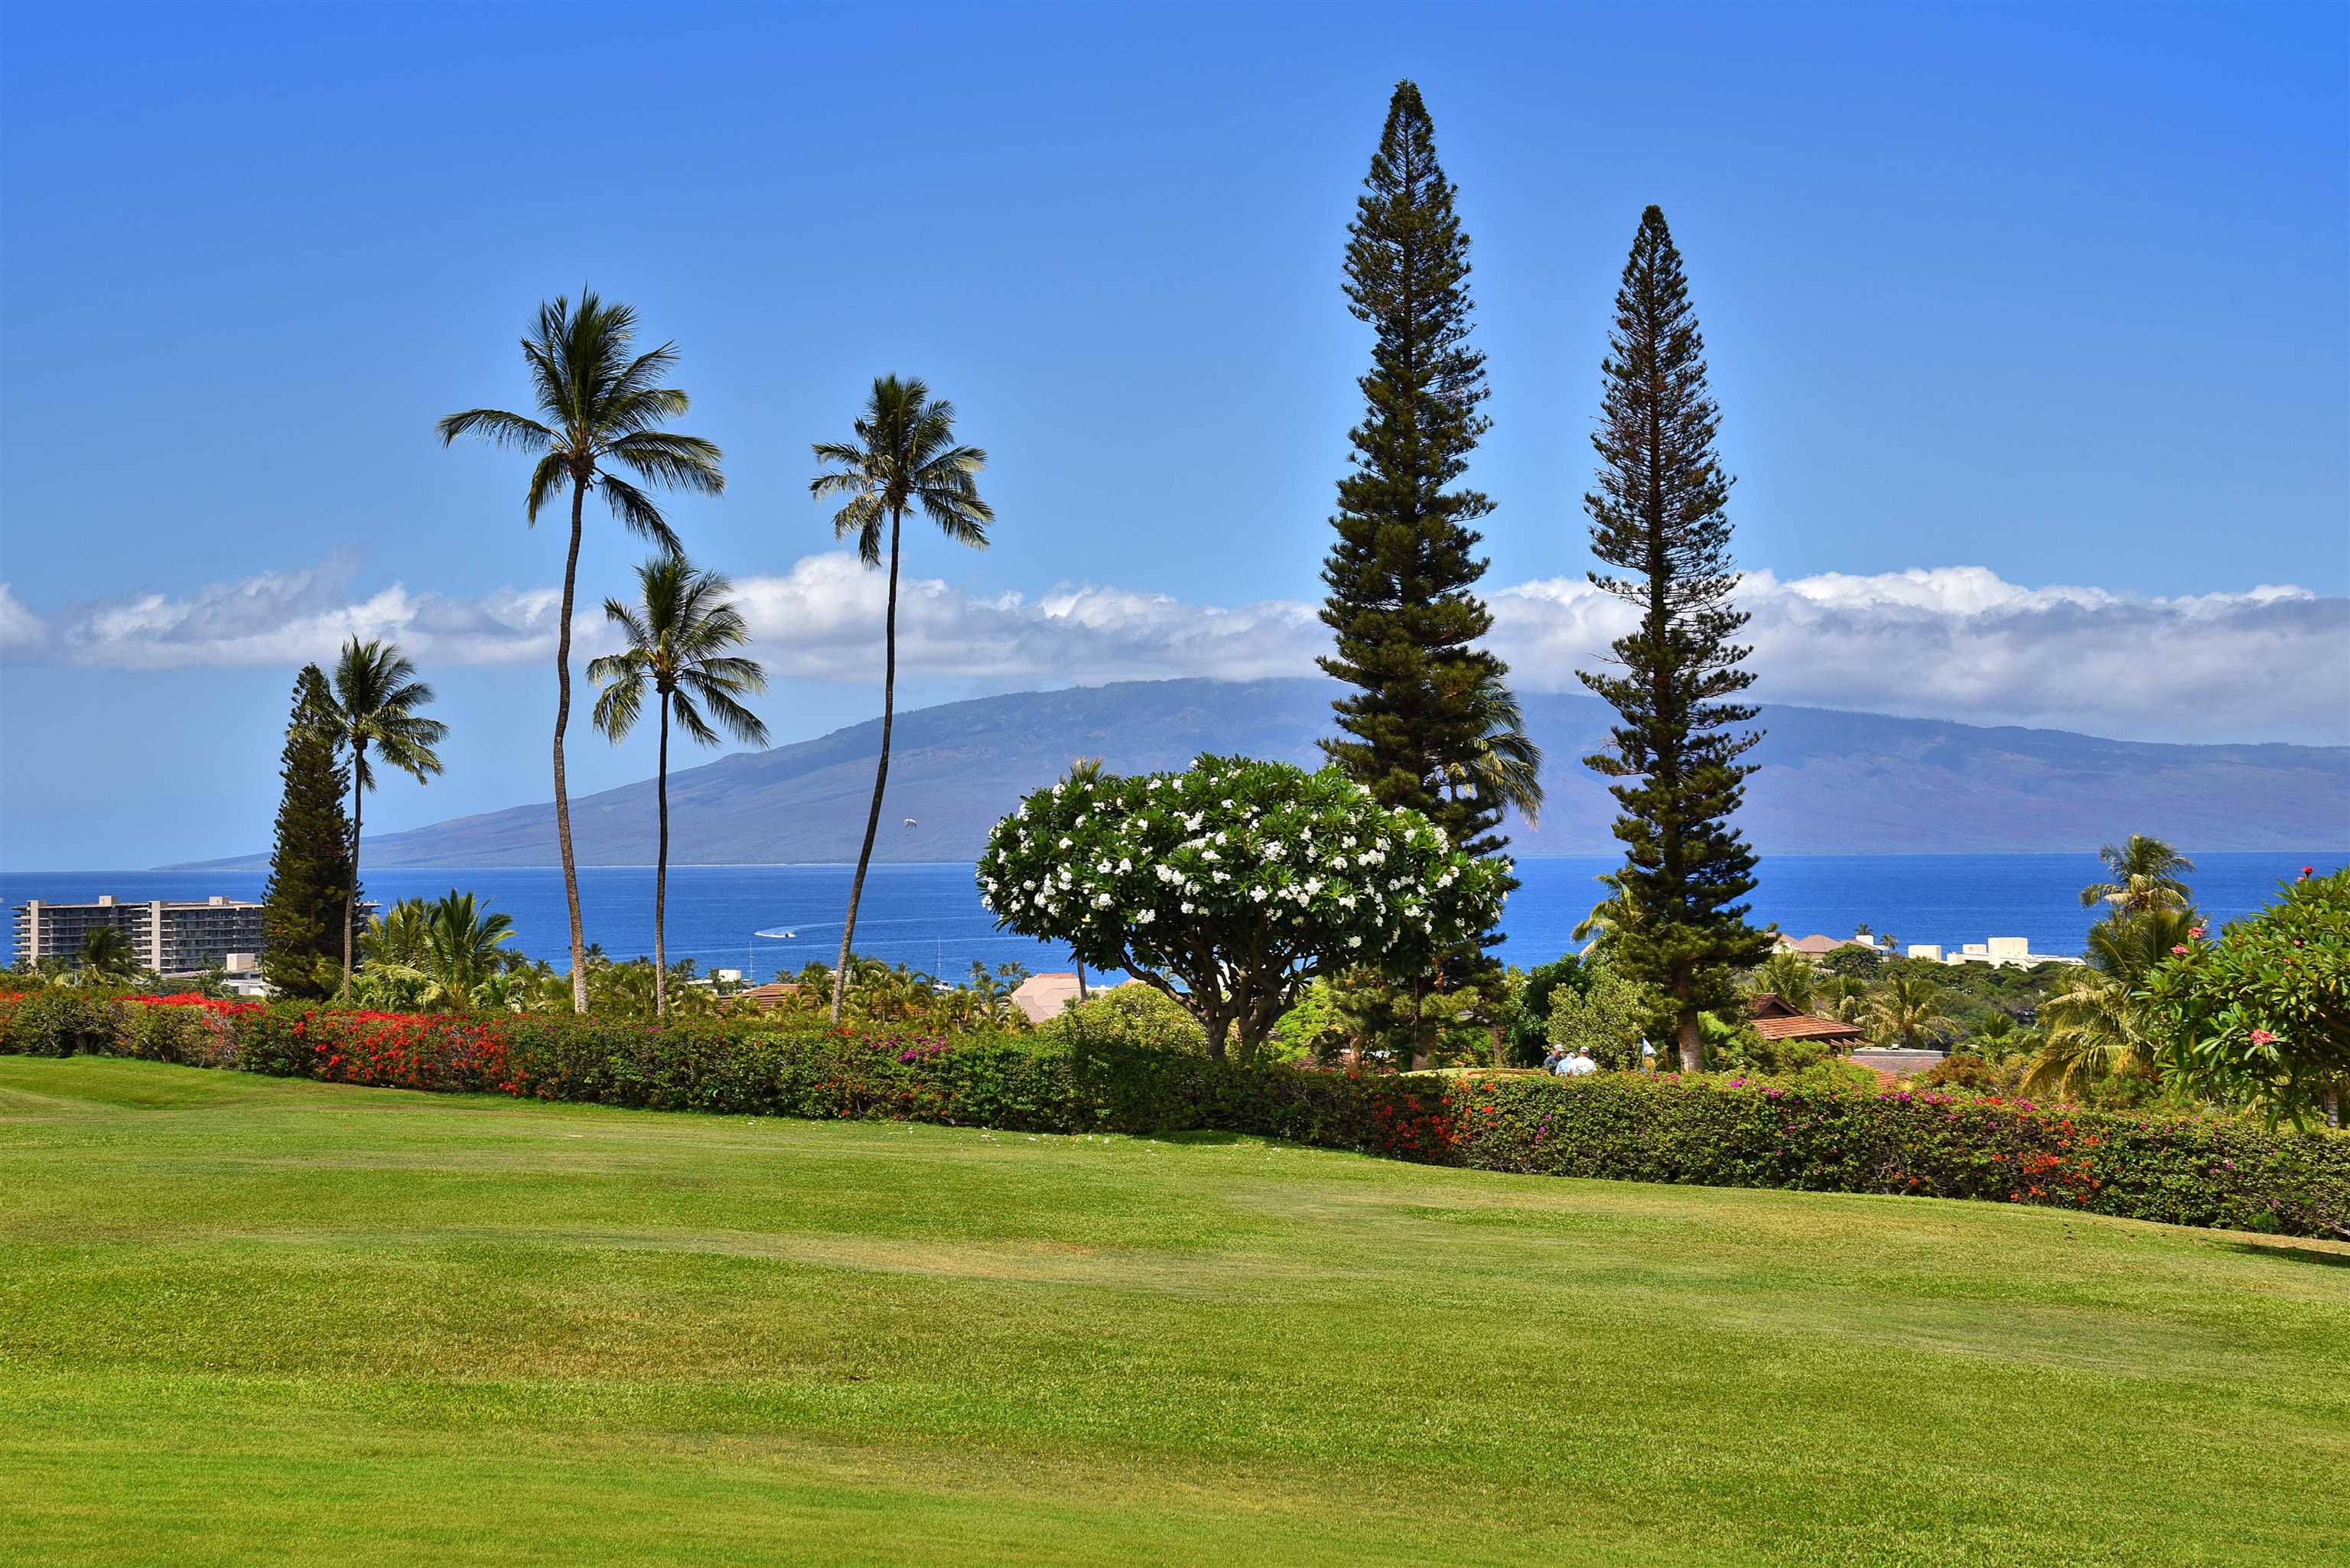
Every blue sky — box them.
[2,1,2345,870]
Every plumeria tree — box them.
[2145,867,2348,1127]
[979,755,1508,1059]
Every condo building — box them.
[11,895,266,977]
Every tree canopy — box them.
[981,755,1507,1057]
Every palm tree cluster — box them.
[438,305,991,1018]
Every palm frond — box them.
[525,451,571,524]
[436,407,555,451]
[598,473,683,555]
[607,430,724,494]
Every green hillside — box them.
[3,1056,2344,1567]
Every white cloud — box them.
[6,555,2345,743]
[20,557,569,672]
[0,583,44,652]
[1490,568,2350,743]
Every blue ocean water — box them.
[5,853,2341,983]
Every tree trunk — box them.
[555,480,589,1013]
[654,695,669,1020]
[343,745,365,997]
[832,506,901,1023]
[1676,1011,1704,1075]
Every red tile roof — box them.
[1748,993,1867,1043]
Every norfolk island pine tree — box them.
[1576,207,1773,1072]
[1317,80,1528,1053]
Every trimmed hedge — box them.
[4,989,2345,1238]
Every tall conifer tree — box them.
[260,666,357,999]
[1320,80,1513,927]
[1577,205,1771,1072]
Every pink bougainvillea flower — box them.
[2250,1028,2277,1046]
[2186,927,2203,939]
[2170,945,2189,955]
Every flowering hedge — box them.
[3,991,2343,1238]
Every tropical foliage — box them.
[2146,867,2348,1127]
[2078,834,2195,914]
[355,892,516,1012]
[1542,960,1655,1069]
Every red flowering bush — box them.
[4,994,2343,1238]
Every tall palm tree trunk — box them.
[654,695,670,1020]
[555,480,590,1013]
[832,507,902,1023]
[343,743,366,997]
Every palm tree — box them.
[2078,834,2195,914]
[362,898,434,970]
[76,927,139,985]
[2024,906,2198,1099]
[419,890,516,1008]
[587,556,770,1018]
[319,638,447,997]
[1751,951,1818,1015]
[1436,674,1544,826]
[1573,871,1638,951]
[1867,971,1955,1049]
[809,375,992,1023]
[438,292,724,1012]
[1819,975,1871,1025]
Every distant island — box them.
[168,678,2350,870]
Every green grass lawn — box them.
[2,1057,2344,1567]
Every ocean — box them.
[4,853,2341,983]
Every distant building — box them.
[741,981,803,1012]
[1772,932,1879,960]
[1007,971,1152,1024]
[1011,971,1090,1024]
[1922,936,2081,971]
[11,894,265,977]
[1746,992,1867,1048]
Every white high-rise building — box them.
[11,895,266,976]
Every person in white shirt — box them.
[1555,1046,1599,1078]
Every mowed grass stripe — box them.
[1,1056,2343,1566]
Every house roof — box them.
[1010,971,1086,1024]
[1778,933,1866,957]
[1747,993,1867,1043]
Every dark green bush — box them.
[5,996,2343,1239]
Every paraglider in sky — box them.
[903,817,918,831]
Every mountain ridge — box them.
[169,678,2350,869]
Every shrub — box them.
[2144,868,2348,1126]
[1034,984,1210,1055]
[6,996,2345,1240]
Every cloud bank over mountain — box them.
[8,553,2345,743]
